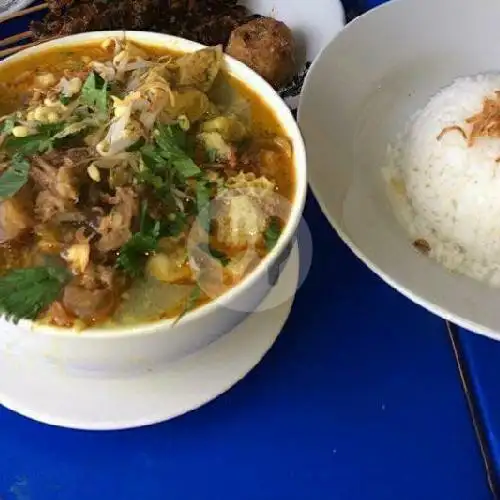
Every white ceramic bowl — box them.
[0,31,307,372]
[298,0,500,340]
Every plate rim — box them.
[297,2,500,342]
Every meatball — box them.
[226,17,296,89]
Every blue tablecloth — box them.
[0,1,493,498]
[0,192,491,499]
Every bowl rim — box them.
[1,30,307,338]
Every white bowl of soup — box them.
[0,31,306,372]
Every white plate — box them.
[0,245,299,430]
[0,0,33,16]
[298,0,500,340]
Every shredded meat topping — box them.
[96,187,139,252]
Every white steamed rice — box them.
[384,74,500,286]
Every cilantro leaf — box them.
[5,123,66,156]
[155,124,201,179]
[126,137,145,152]
[5,133,52,155]
[60,95,71,105]
[0,117,15,135]
[156,123,187,151]
[116,202,160,277]
[172,156,201,179]
[116,231,158,278]
[264,216,282,251]
[140,144,169,172]
[37,122,66,137]
[81,72,109,114]
[0,154,31,200]
[158,211,187,238]
[0,265,71,323]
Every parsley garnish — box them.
[264,217,282,251]
[0,265,71,323]
[0,154,30,201]
[81,72,109,114]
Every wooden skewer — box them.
[0,36,56,59]
[0,2,48,24]
[0,31,33,48]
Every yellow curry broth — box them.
[0,40,295,326]
[0,41,293,197]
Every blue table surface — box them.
[0,1,495,499]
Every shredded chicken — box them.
[31,154,85,221]
[0,187,34,242]
[63,228,91,274]
[96,187,139,252]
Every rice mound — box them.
[384,74,500,286]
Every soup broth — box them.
[0,38,294,328]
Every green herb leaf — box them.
[156,123,187,150]
[155,124,200,179]
[0,117,15,135]
[37,123,65,136]
[81,72,109,114]
[5,134,51,155]
[0,265,71,323]
[140,145,167,171]
[174,284,201,325]
[60,95,71,105]
[159,211,187,238]
[172,156,201,179]
[116,202,161,277]
[0,154,31,200]
[126,137,145,152]
[5,123,66,156]
[116,231,158,278]
[264,216,282,251]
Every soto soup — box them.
[0,38,295,329]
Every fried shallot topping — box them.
[438,91,500,146]
[413,238,431,255]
